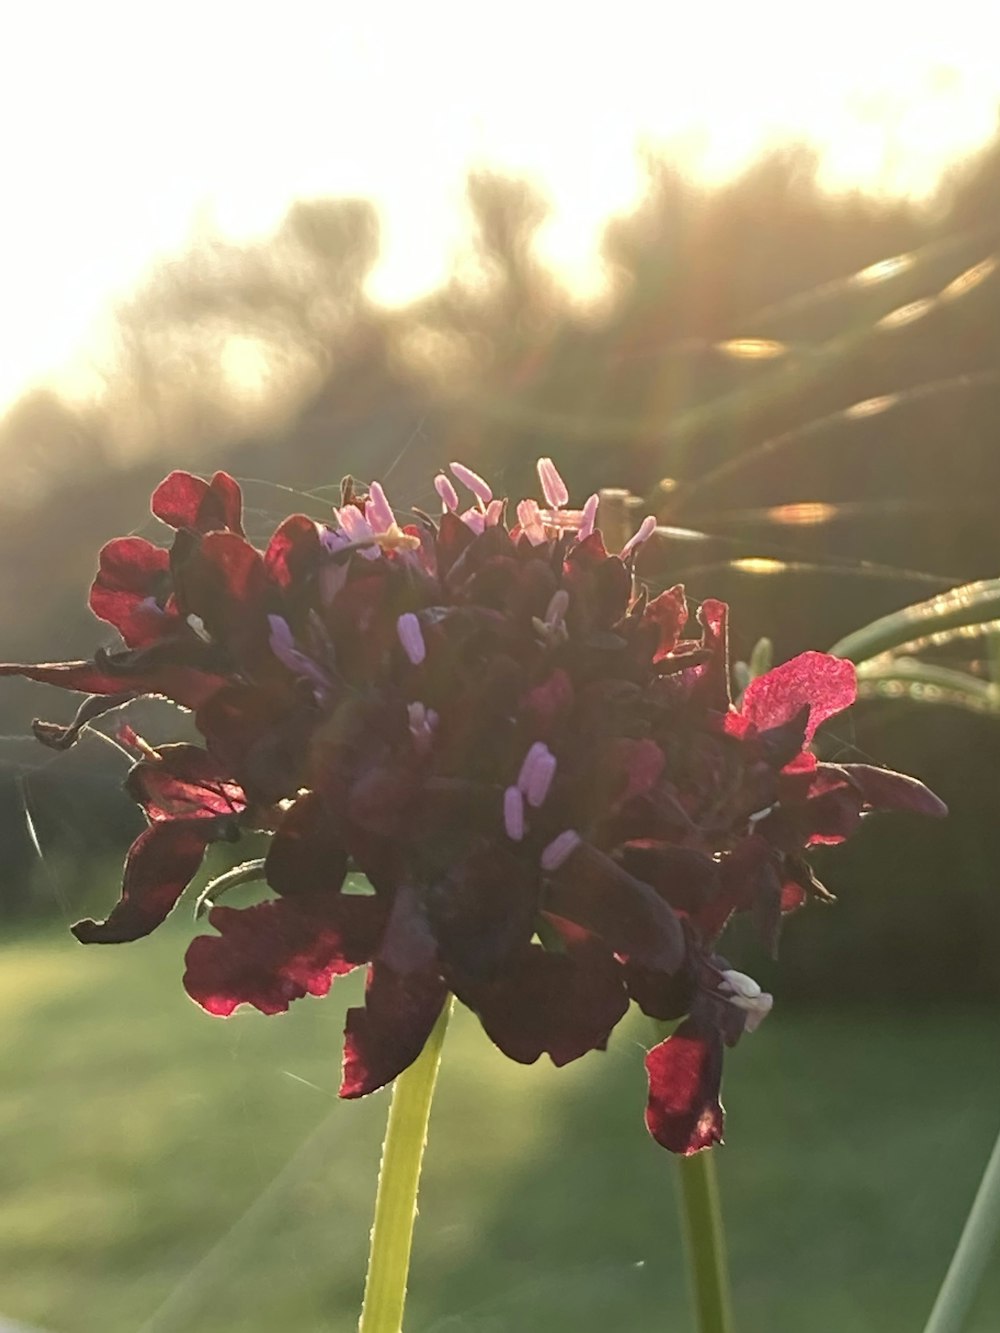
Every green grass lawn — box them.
[1,913,998,1333]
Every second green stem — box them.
[358,998,453,1333]
[677,1147,735,1333]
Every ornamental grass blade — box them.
[829,580,1000,666]
[855,660,999,715]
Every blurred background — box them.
[2,3,999,1330]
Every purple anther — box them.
[540,829,582,872]
[434,473,459,512]
[449,461,493,507]
[526,750,557,807]
[537,457,569,509]
[544,589,569,629]
[620,515,657,560]
[517,741,557,807]
[503,785,525,841]
[517,741,548,793]
[460,508,486,535]
[485,498,505,526]
[396,612,426,665]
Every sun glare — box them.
[1,0,998,413]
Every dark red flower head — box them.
[1,459,946,1154]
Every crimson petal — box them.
[184,894,387,1016]
[125,744,247,821]
[152,470,244,536]
[340,960,448,1098]
[740,651,856,742]
[72,821,211,944]
[89,537,177,647]
[645,1014,725,1154]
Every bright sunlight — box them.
[1,0,998,411]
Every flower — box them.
[1,457,946,1154]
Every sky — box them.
[1,0,998,413]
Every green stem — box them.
[922,1121,1000,1333]
[677,1148,735,1333]
[358,999,453,1333]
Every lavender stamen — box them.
[541,829,582,872]
[620,515,657,560]
[537,457,569,509]
[434,473,459,512]
[396,613,426,665]
[577,493,599,541]
[449,461,493,508]
[503,785,525,841]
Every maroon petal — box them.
[152,470,245,536]
[89,537,177,647]
[457,932,628,1067]
[424,844,539,981]
[563,534,631,632]
[644,584,688,661]
[196,683,313,803]
[839,763,948,818]
[436,510,477,578]
[800,770,865,846]
[174,531,271,633]
[686,599,731,711]
[264,515,324,589]
[689,836,777,943]
[72,821,210,944]
[543,843,685,972]
[340,961,448,1098]
[645,1015,725,1154]
[184,894,387,1016]
[125,745,247,821]
[0,659,226,711]
[265,791,348,896]
[617,842,720,915]
[521,667,574,737]
[740,652,856,742]
[611,737,666,804]
[31,691,135,751]
[0,660,154,695]
[624,957,697,1022]
[780,880,808,913]
[172,532,279,678]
